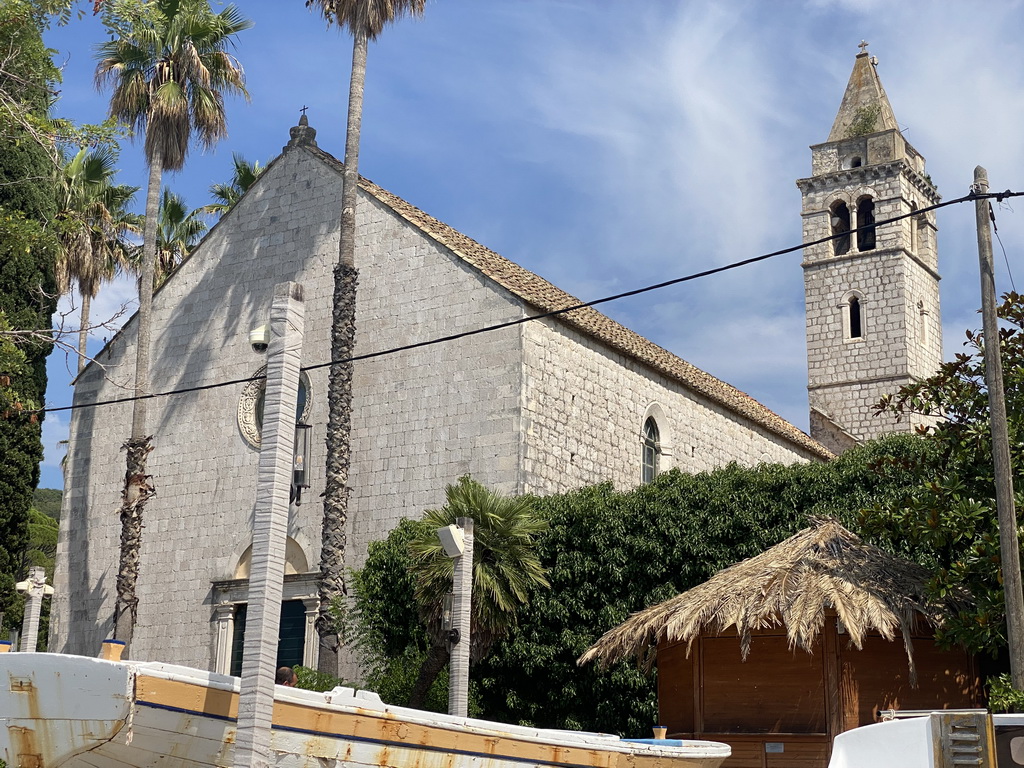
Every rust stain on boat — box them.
[8,725,43,768]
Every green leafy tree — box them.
[404,476,549,708]
[0,0,59,642]
[55,146,141,373]
[201,152,264,217]
[22,507,58,572]
[95,0,250,652]
[304,0,426,676]
[349,518,450,710]
[864,292,1024,656]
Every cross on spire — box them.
[858,40,869,54]
[300,105,308,116]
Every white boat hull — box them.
[0,654,729,768]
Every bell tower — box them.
[797,45,942,454]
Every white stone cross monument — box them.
[16,566,54,652]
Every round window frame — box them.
[237,365,313,448]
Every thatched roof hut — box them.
[579,518,946,680]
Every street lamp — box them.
[437,517,473,717]
[291,422,312,505]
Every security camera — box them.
[249,325,270,353]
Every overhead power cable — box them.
[38,188,1024,416]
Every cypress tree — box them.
[0,0,60,637]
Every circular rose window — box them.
[237,365,312,448]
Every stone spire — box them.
[827,43,899,142]
[285,111,318,150]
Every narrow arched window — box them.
[831,202,851,256]
[642,418,660,484]
[857,197,876,251]
[849,297,862,339]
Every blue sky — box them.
[38,0,1024,489]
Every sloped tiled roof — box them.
[309,146,832,461]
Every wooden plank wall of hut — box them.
[658,624,981,768]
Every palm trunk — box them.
[77,290,91,375]
[317,30,367,676]
[408,640,449,709]
[113,154,162,654]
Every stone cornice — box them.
[796,159,940,203]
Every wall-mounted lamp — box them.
[290,422,312,505]
[441,591,459,645]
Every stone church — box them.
[52,49,940,674]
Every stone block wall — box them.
[800,135,942,448]
[344,194,525,570]
[519,319,819,493]
[805,251,912,389]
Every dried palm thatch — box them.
[579,518,953,684]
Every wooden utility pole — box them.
[974,166,1024,688]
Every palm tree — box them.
[201,153,264,217]
[155,188,207,283]
[305,0,426,677]
[405,476,550,708]
[55,146,141,375]
[95,0,251,652]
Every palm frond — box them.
[96,0,250,169]
[408,476,549,658]
[154,187,207,282]
[305,0,425,40]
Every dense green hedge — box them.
[353,435,928,735]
